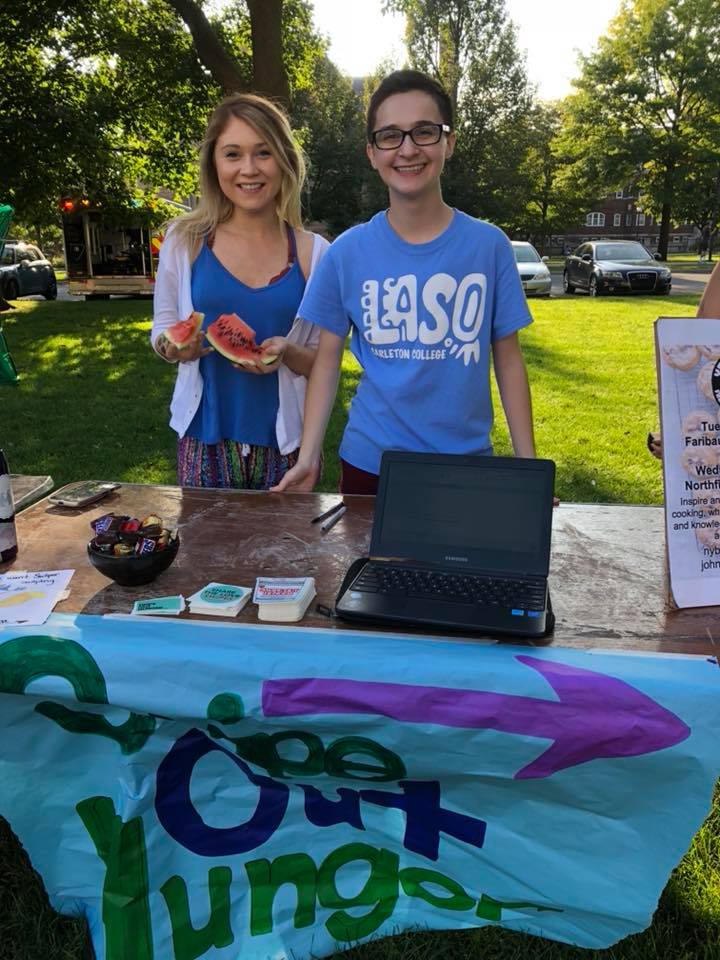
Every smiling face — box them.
[213,115,283,215]
[366,90,455,200]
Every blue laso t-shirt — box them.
[297,210,532,474]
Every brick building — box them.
[551,186,698,255]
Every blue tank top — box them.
[187,229,305,446]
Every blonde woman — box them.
[152,93,328,489]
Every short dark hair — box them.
[366,70,454,141]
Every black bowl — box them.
[87,535,180,586]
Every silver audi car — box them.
[511,241,552,297]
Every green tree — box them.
[0,0,337,228]
[561,0,720,259]
[672,157,720,261]
[292,58,366,233]
[517,102,600,251]
[1,0,219,225]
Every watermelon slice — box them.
[206,313,278,366]
[165,311,204,349]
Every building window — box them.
[616,190,623,198]
[586,212,605,227]
[647,214,653,225]
[613,213,621,226]
[637,213,645,226]
[625,213,632,225]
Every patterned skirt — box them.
[177,437,299,491]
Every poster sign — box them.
[656,317,720,606]
[0,569,74,625]
[0,613,718,959]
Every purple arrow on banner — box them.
[262,655,690,779]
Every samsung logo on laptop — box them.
[445,555,469,562]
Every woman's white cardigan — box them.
[151,229,329,454]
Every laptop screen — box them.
[371,454,555,576]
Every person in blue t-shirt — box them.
[273,70,536,496]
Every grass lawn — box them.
[665,253,717,274]
[0,293,718,960]
[0,293,701,502]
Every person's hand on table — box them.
[232,336,287,375]
[270,455,320,492]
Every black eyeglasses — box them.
[370,122,451,150]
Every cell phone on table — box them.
[48,481,121,508]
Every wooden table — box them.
[10,474,53,511]
[2,481,718,655]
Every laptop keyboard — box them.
[352,563,546,611]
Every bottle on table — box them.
[0,448,18,562]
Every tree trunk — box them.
[657,162,676,261]
[657,203,672,261]
[247,0,290,106]
[164,0,249,94]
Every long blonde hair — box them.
[169,93,306,258]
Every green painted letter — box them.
[325,737,406,781]
[245,852,317,936]
[476,893,562,921]
[400,866,474,911]
[161,867,234,960]
[0,635,155,753]
[76,796,153,960]
[317,842,399,942]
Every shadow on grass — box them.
[2,301,189,488]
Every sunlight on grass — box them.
[122,453,178,484]
[486,295,700,504]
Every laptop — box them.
[335,451,556,638]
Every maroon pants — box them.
[340,459,379,496]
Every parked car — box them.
[511,241,552,297]
[563,240,671,297]
[0,240,57,301]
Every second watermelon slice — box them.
[206,313,278,366]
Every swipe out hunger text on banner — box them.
[0,613,718,959]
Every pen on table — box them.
[311,500,345,524]
[321,504,347,533]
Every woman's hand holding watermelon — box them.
[229,335,317,378]
[159,329,213,364]
[231,335,285,374]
